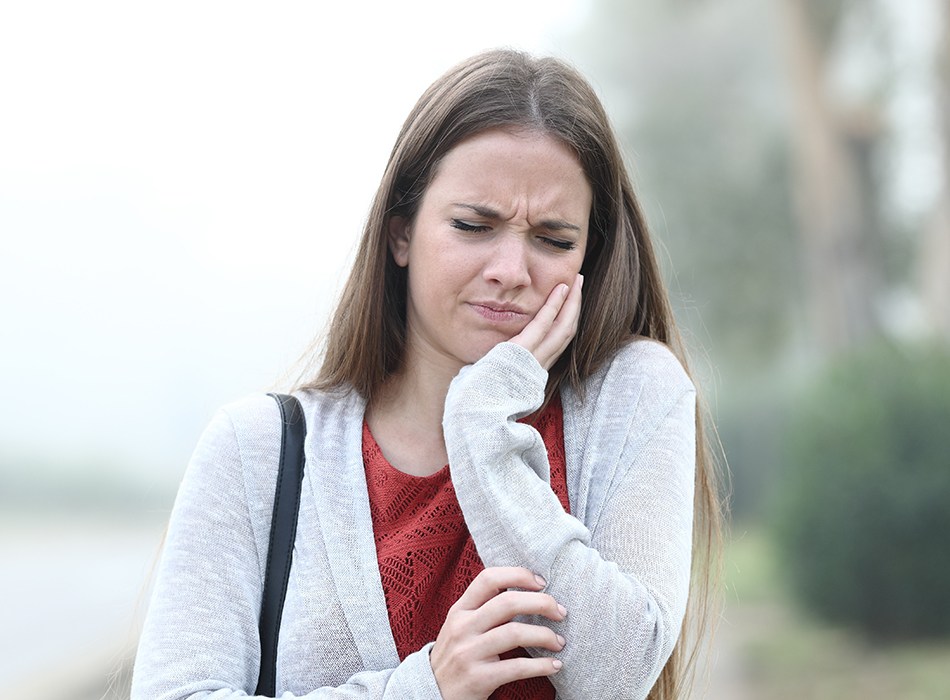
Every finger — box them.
[553,273,583,336]
[452,567,546,611]
[473,590,567,631]
[511,283,569,351]
[476,621,566,657]
[532,273,583,363]
[483,655,563,687]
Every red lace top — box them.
[363,395,570,700]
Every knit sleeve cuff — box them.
[445,341,548,423]
[383,642,443,699]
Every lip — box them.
[468,301,530,322]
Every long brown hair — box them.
[300,49,724,699]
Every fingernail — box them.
[534,574,547,587]
[552,659,563,671]
[579,274,584,289]
[557,604,567,617]
[560,284,569,298]
[556,634,566,647]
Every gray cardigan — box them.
[132,340,696,700]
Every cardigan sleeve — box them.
[130,406,444,700]
[442,341,696,700]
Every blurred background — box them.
[2,1,949,698]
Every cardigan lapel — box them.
[302,390,401,670]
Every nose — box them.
[481,233,531,289]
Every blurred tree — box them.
[780,0,892,355]
[774,342,950,640]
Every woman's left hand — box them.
[510,273,583,370]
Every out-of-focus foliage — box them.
[775,342,950,640]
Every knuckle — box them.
[510,621,557,649]
[444,609,467,631]
[502,656,553,681]
[496,590,525,615]
[524,623,553,648]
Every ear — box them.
[388,215,411,268]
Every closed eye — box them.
[540,236,577,251]
[452,219,492,233]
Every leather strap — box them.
[256,393,307,697]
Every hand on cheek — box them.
[510,274,583,371]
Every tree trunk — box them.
[780,0,880,356]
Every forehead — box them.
[423,128,592,218]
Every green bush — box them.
[775,342,950,641]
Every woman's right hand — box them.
[429,567,566,700]
[510,273,583,371]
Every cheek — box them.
[406,258,459,318]
[539,255,585,289]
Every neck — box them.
[365,342,464,476]
[380,351,458,431]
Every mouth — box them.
[468,302,530,323]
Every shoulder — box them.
[584,338,695,405]
[185,395,286,500]
[216,393,284,438]
[193,386,364,501]
[213,388,364,441]
[559,339,696,524]
[564,338,695,445]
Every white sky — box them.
[884,0,944,219]
[0,1,590,482]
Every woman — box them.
[132,49,723,700]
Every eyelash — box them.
[542,238,577,251]
[451,219,577,251]
[451,219,491,233]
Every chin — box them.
[461,335,515,365]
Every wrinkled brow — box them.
[452,202,582,232]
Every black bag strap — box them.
[256,393,307,697]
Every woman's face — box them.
[389,127,592,373]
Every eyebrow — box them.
[452,202,582,232]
